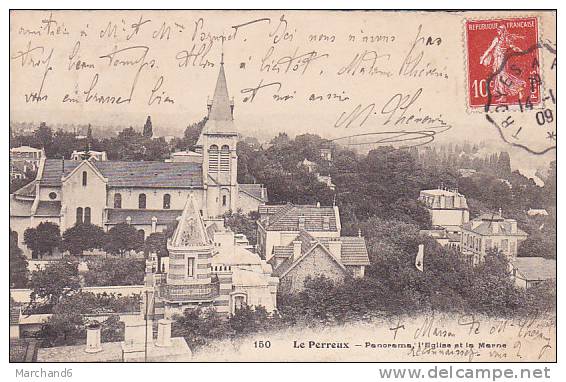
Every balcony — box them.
[160,280,219,303]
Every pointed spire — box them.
[170,195,210,247]
[208,54,233,122]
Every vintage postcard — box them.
[9,9,556,364]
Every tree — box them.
[222,210,258,246]
[29,257,81,309]
[103,223,144,256]
[83,257,145,286]
[24,222,61,259]
[172,307,229,350]
[10,230,29,288]
[143,116,153,138]
[61,223,106,255]
[39,291,134,347]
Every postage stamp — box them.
[466,17,540,109]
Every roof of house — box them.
[40,159,203,188]
[13,180,37,198]
[10,196,33,217]
[317,236,370,266]
[239,183,268,202]
[106,209,182,225]
[462,220,527,237]
[510,257,556,281]
[35,201,61,217]
[258,204,287,216]
[271,245,294,259]
[261,203,338,232]
[271,231,369,276]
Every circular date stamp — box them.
[465,16,556,155]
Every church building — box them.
[10,58,267,257]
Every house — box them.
[257,203,369,292]
[269,230,369,293]
[419,188,470,233]
[10,146,44,179]
[319,146,333,161]
[70,150,108,161]
[257,203,341,261]
[155,194,278,317]
[461,211,528,265]
[419,227,461,251]
[527,208,549,217]
[10,57,268,258]
[509,257,556,289]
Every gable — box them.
[275,243,347,278]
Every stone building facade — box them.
[10,59,267,257]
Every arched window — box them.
[82,171,87,186]
[222,195,227,207]
[114,193,122,209]
[84,207,91,224]
[220,145,230,172]
[163,194,171,209]
[138,193,146,209]
[208,144,219,172]
[76,207,83,224]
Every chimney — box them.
[509,220,517,233]
[155,319,172,347]
[327,239,342,261]
[85,323,102,353]
[323,216,330,230]
[292,240,302,262]
[298,216,305,230]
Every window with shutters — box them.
[139,194,146,209]
[220,145,230,172]
[187,257,195,278]
[84,207,91,224]
[208,145,219,172]
[163,194,171,209]
[76,207,83,224]
[114,193,122,208]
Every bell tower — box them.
[196,54,239,217]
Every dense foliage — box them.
[83,257,145,287]
[38,291,140,347]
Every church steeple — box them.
[207,55,234,122]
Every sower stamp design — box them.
[466,17,540,108]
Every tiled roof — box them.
[10,196,33,217]
[271,245,294,258]
[510,257,556,281]
[258,204,287,216]
[463,220,527,237]
[13,180,37,198]
[262,203,338,232]
[317,236,370,266]
[271,231,367,277]
[106,209,182,225]
[336,237,370,266]
[40,159,203,188]
[35,201,61,217]
[239,183,268,202]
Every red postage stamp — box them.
[466,17,540,108]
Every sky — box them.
[10,10,556,169]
